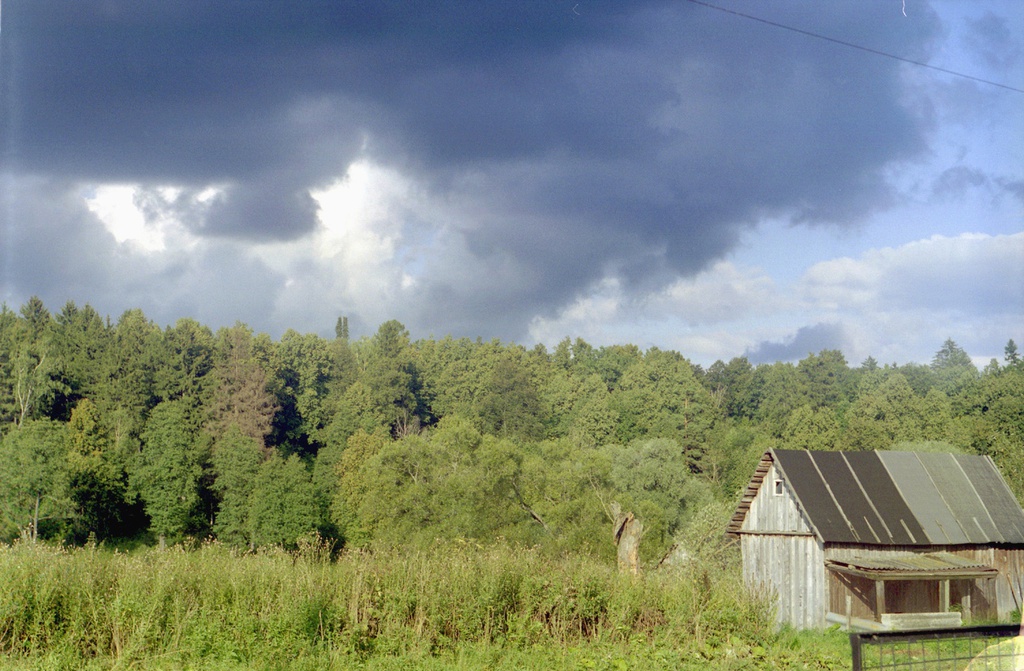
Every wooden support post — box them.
[846,595,853,631]
[875,580,885,621]
[962,595,972,624]
[939,580,950,612]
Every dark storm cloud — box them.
[3,1,945,339]
[201,175,321,239]
[745,323,848,364]
[0,177,117,304]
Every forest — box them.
[1,296,1022,561]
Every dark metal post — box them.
[849,632,862,671]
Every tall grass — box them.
[0,539,849,669]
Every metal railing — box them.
[851,625,1024,671]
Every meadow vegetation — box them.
[0,538,850,670]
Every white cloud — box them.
[85,184,167,252]
[20,170,1024,370]
[83,182,227,254]
[801,232,1024,316]
[528,278,626,345]
[646,261,784,325]
[795,232,1024,364]
[526,232,1023,366]
[527,262,790,363]
[249,159,443,331]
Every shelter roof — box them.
[728,450,1024,547]
[826,552,998,580]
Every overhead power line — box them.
[684,0,1024,94]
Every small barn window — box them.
[774,479,784,496]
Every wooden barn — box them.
[726,449,1024,630]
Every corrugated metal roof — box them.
[877,451,972,544]
[826,551,999,579]
[765,450,1024,547]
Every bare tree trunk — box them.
[611,503,643,575]
[32,495,41,543]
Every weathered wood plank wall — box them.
[739,463,825,628]
[741,534,825,628]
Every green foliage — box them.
[154,318,215,413]
[0,301,63,428]
[248,454,319,549]
[206,323,277,445]
[702,422,769,499]
[272,329,335,453]
[606,438,714,560]
[1005,339,1021,368]
[96,308,161,451]
[66,399,130,542]
[50,301,110,421]
[477,352,544,440]
[0,419,70,542]
[358,320,421,436]
[780,404,841,451]
[134,400,205,543]
[612,349,715,472]
[210,426,264,547]
[958,364,1024,500]
[346,419,614,554]
[797,349,851,410]
[333,429,391,546]
[704,356,755,419]
[931,337,978,395]
[562,373,618,448]
[0,296,1020,554]
[352,417,488,544]
[843,374,926,450]
[1,300,1019,667]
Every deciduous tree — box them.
[211,426,264,547]
[248,454,317,548]
[66,399,130,542]
[0,419,69,541]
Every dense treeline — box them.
[1,297,1022,560]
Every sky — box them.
[1,0,1021,368]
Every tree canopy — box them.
[1,297,1020,561]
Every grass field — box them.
[0,539,851,670]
